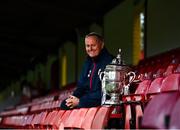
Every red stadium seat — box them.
[169,97,180,129]
[81,107,99,129]
[30,111,48,128]
[147,77,163,94]
[160,73,180,92]
[123,96,132,129]
[121,79,151,129]
[175,64,180,73]
[133,80,151,129]
[135,80,152,94]
[23,114,34,128]
[164,64,177,76]
[64,108,89,128]
[70,108,89,128]
[141,91,179,129]
[43,110,58,128]
[146,77,164,100]
[53,110,71,129]
[91,106,111,129]
[154,67,165,78]
[64,109,79,128]
[49,110,65,129]
[38,111,48,128]
[30,112,42,128]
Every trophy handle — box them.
[99,71,106,105]
[99,71,105,81]
[127,71,136,85]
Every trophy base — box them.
[102,93,121,105]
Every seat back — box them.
[135,80,151,94]
[91,106,111,129]
[53,110,71,129]
[160,74,180,92]
[164,64,177,76]
[39,111,48,128]
[81,107,99,129]
[51,110,65,128]
[43,110,58,126]
[147,77,163,94]
[71,108,89,128]
[64,108,89,128]
[141,91,179,129]
[64,109,79,128]
[169,97,180,129]
[175,64,180,73]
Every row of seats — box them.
[0,82,118,129]
[137,62,180,81]
[0,106,112,129]
[122,73,180,129]
[122,48,179,129]
[0,83,76,117]
[0,75,179,129]
[0,48,179,129]
[135,47,180,80]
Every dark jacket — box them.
[73,48,114,108]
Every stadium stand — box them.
[0,48,179,129]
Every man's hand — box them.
[65,95,79,109]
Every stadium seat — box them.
[81,107,99,129]
[53,110,71,129]
[30,112,42,128]
[154,67,166,78]
[91,106,111,129]
[49,110,65,129]
[122,79,151,129]
[123,96,132,129]
[147,77,163,94]
[63,109,79,128]
[175,64,180,73]
[160,73,180,92]
[23,114,34,128]
[64,108,89,128]
[164,64,178,76]
[30,111,48,128]
[135,80,152,94]
[146,77,164,100]
[133,80,151,129]
[141,91,179,129]
[169,97,180,129]
[38,111,48,128]
[42,110,58,128]
[70,108,89,128]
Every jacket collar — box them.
[87,47,109,63]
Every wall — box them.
[147,0,180,56]
[59,42,76,86]
[104,0,134,65]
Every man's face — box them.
[85,36,104,58]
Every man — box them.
[60,32,114,109]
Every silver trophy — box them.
[100,49,136,105]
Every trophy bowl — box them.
[100,49,136,105]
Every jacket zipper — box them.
[90,62,96,90]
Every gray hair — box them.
[85,32,104,43]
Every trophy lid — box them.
[111,48,124,65]
[105,48,131,71]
